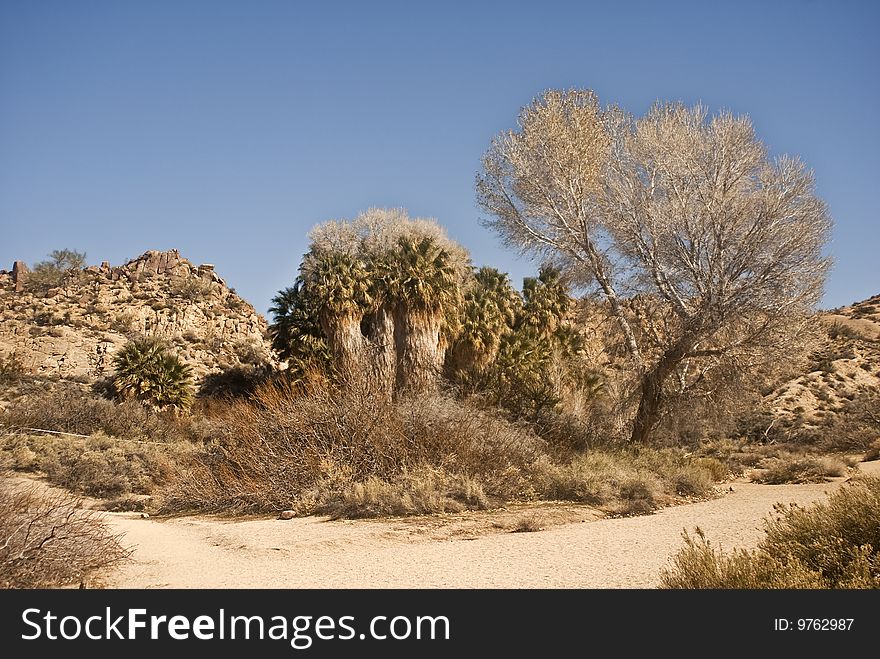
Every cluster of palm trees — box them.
[103,208,603,419]
[271,209,470,398]
[270,208,603,417]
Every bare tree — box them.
[478,90,832,443]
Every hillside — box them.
[763,294,880,437]
[0,249,274,383]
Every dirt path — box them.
[102,461,880,589]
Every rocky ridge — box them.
[766,294,880,425]
[0,249,274,381]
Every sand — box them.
[99,460,880,589]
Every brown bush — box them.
[661,476,880,589]
[752,454,849,484]
[1,380,218,444]
[0,433,189,498]
[0,475,130,588]
[0,353,28,386]
[163,375,545,515]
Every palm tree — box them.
[447,267,521,386]
[269,281,331,379]
[385,235,462,394]
[490,330,560,421]
[111,337,193,409]
[300,251,372,377]
[273,209,472,397]
[519,266,571,338]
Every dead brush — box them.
[162,370,546,516]
[0,475,130,588]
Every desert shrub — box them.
[752,455,848,484]
[171,277,214,301]
[826,321,863,340]
[23,249,87,293]
[531,406,628,453]
[1,380,215,444]
[163,369,726,518]
[530,447,717,515]
[659,528,824,588]
[110,310,138,333]
[2,383,121,436]
[0,475,130,588]
[111,337,193,409]
[163,375,546,515]
[661,476,880,588]
[761,475,880,586]
[0,433,185,497]
[512,515,545,533]
[199,365,269,399]
[696,437,764,475]
[0,353,27,385]
[312,468,490,519]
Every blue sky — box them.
[2,0,877,315]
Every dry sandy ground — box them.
[97,460,880,589]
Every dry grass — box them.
[312,468,490,519]
[0,474,130,588]
[661,475,880,589]
[530,448,719,515]
[511,515,545,533]
[2,370,728,520]
[0,432,191,498]
[751,454,850,484]
[162,375,545,515]
[1,379,217,444]
[162,374,723,518]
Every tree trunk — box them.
[366,304,396,400]
[393,306,444,396]
[319,310,366,379]
[630,336,695,443]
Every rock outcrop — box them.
[0,249,275,382]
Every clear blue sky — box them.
[2,0,877,315]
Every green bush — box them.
[112,337,193,409]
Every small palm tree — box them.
[111,337,193,409]
[519,266,571,338]
[448,267,521,384]
[269,280,331,377]
[491,331,560,421]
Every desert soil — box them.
[94,459,880,589]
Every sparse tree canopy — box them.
[26,248,87,291]
[478,89,832,442]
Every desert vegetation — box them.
[0,474,130,588]
[1,88,877,589]
[23,249,87,293]
[661,476,880,588]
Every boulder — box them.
[12,261,29,292]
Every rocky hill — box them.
[0,249,275,382]
[765,294,880,427]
